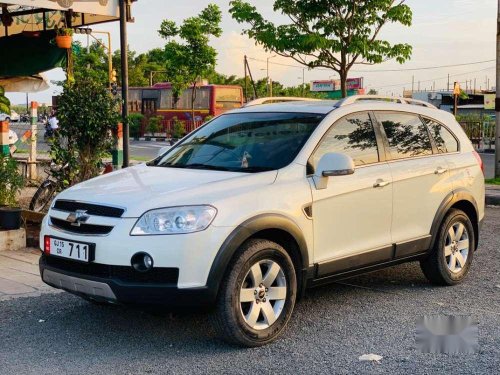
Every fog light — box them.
[131,252,154,272]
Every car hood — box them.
[54,163,277,217]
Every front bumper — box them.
[40,255,217,307]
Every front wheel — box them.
[420,209,475,285]
[212,239,297,347]
[29,180,57,213]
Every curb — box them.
[134,137,173,142]
[486,195,500,206]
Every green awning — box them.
[0,32,66,77]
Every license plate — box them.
[48,237,93,262]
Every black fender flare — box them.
[429,189,479,251]
[206,214,310,301]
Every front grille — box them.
[50,217,114,235]
[53,200,125,218]
[44,255,179,284]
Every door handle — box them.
[373,179,391,188]
[434,167,448,175]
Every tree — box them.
[158,4,222,121]
[73,41,109,87]
[51,77,120,185]
[230,0,413,97]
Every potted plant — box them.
[0,155,24,230]
[55,26,74,49]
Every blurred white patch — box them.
[416,315,478,354]
[358,354,383,363]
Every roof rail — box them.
[335,95,437,109]
[244,97,322,107]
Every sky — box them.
[5,0,497,106]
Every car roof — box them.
[231,100,340,114]
[229,97,451,120]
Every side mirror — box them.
[313,153,355,190]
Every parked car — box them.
[0,112,11,122]
[39,95,485,347]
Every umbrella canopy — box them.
[0,74,50,92]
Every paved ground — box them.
[0,207,498,374]
[0,249,61,301]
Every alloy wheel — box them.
[239,259,287,330]
[444,222,469,274]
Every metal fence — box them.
[459,121,496,151]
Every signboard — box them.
[484,94,495,110]
[453,82,461,96]
[310,80,337,92]
[0,1,120,37]
[4,1,119,17]
[310,77,363,92]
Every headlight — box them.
[130,205,217,235]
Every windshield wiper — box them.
[162,163,232,171]
[237,166,275,173]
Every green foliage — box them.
[0,155,24,206]
[0,86,10,114]
[50,77,120,186]
[128,113,145,138]
[73,41,109,87]
[230,0,413,97]
[368,88,379,95]
[55,27,74,37]
[158,4,222,109]
[172,117,186,139]
[485,178,500,185]
[147,116,163,135]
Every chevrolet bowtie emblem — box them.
[66,209,90,227]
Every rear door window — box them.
[376,112,433,160]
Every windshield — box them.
[153,112,324,173]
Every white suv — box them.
[39,96,485,347]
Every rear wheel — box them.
[29,180,57,212]
[212,239,297,347]
[420,209,475,285]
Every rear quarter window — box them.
[423,118,459,153]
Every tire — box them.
[212,239,297,347]
[420,209,475,286]
[29,180,57,213]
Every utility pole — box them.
[119,0,130,168]
[495,0,500,177]
[474,78,477,93]
[244,55,248,103]
[447,74,450,91]
[418,81,420,91]
[412,75,414,93]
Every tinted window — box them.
[311,112,379,168]
[377,112,433,159]
[155,112,323,172]
[424,118,459,153]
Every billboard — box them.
[484,94,495,110]
[310,78,363,92]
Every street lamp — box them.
[267,55,277,97]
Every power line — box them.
[247,56,495,73]
[372,66,495,90]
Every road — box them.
[0,208,498,374]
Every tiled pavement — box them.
[0,248,60,301]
